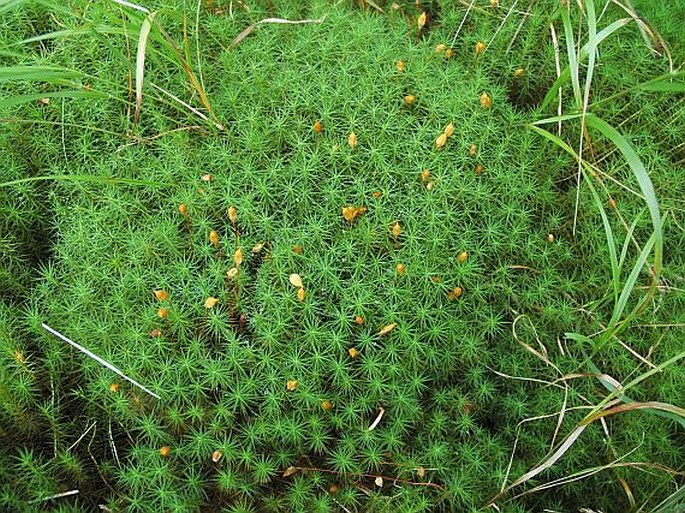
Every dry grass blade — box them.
[134,13,154,127]
[231,16,327,48]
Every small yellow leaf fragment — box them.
[283,466,298,477]
[348,131,358,148]
[444,122,455,138]
[475,41,486,56]
[212,450,223,463]
[234,248,244,266]
[348,347,360,358]
[375,476,384,487]
[226,267,238,280]
[228,206,238,223]
[396,60,405,73]
[204,297,219,309]
[313,120,323,133]
[391,221,401,239]
[417,466,426,478]
[373,191,382,199]
[435,43,447,53]
[436,132,447,149]
[354,315,364,325]
[201,173,212,182]
[457,251,469,263]
[469,144,478,157]
[475,163,484,175]
[157,308,169,318]
[547,233,555,243]
[297,287,305,302]
[289,273,304,288]
[404,94,416,106]
[160,446,171,458]
[251,242,264,253]
[287,379,298,391]
[178,204,188,217]
[421,169,431,182]
[445,48,454,59]
[448,287,463,300]
[209,230,219,246]
[154,289,169,301]
[109,383,120,393]
[292,244,303,254]
[321,400,333,411]
[417,11,427,30]
[378,323,397,337]
[514,67,525,78]
[396,263,405,275]
[490,0,499,7]
[329,484,339,494]
[342,206,359,223]
[480,92,492,109]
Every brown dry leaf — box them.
[204,297,219,309]
[321,400,333,411]
[292,244,303,254]
[378,323,397,336]
[283,466,298,477]
[348,131,358,148]
[444,122,454,138]
[234,248,244,266]
[297,287,305,302]
[417,11,427,30]
[149,329,162,338]
[289,273,304,288]
[435,132,447,149]
[354,315,364,325]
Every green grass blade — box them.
[0,66,82,82]
[0,174,169,188]
[585,114,663,276]
[0,90,104,109]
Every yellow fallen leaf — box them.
[228,206,237,223]
[297,287,305,301]
[417,11,427,30]
[392,221,401,239]
[378,323,397,336]
[251,242,264,253]
[212,450,223,463]
[287,379,298,391]
[209,230,219,245]
[348,131,358,148]
[480,92,492,109]
[457,251,469,263]
[396,60,405,73]
[226,267,238,280]
[475,41,486,56]
[289,273,303,288]
[283,466,298,477]
[204,297,218,309]
[436,132,447,149]
[444,122,454,138]
[342,206,358,222]
[435,43,446,53]
[404,94,416,106]
[234,248,244,266]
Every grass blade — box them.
[134,12,154,126]
[0,174,168,188]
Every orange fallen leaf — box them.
[342,206,359,222]
[321,400,333,411]
[448,287,463,300]
[154,289,169,301]
[421,169,431,182]
[109,383,120,393]
[348,347,360,358]
[396,263,405,275]
[209,230,219,246]
[313,120,323,133]
[157,308,169,318]
[378,323,397,336]
[179,203,188,216]
[354,315,364,325]
[160,446,171,457]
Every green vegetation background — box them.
[1,0,683,511]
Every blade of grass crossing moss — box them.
[585,114,662,275]
[560,4,582,107]
[134,12,154,127]
[0,175,168,188]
